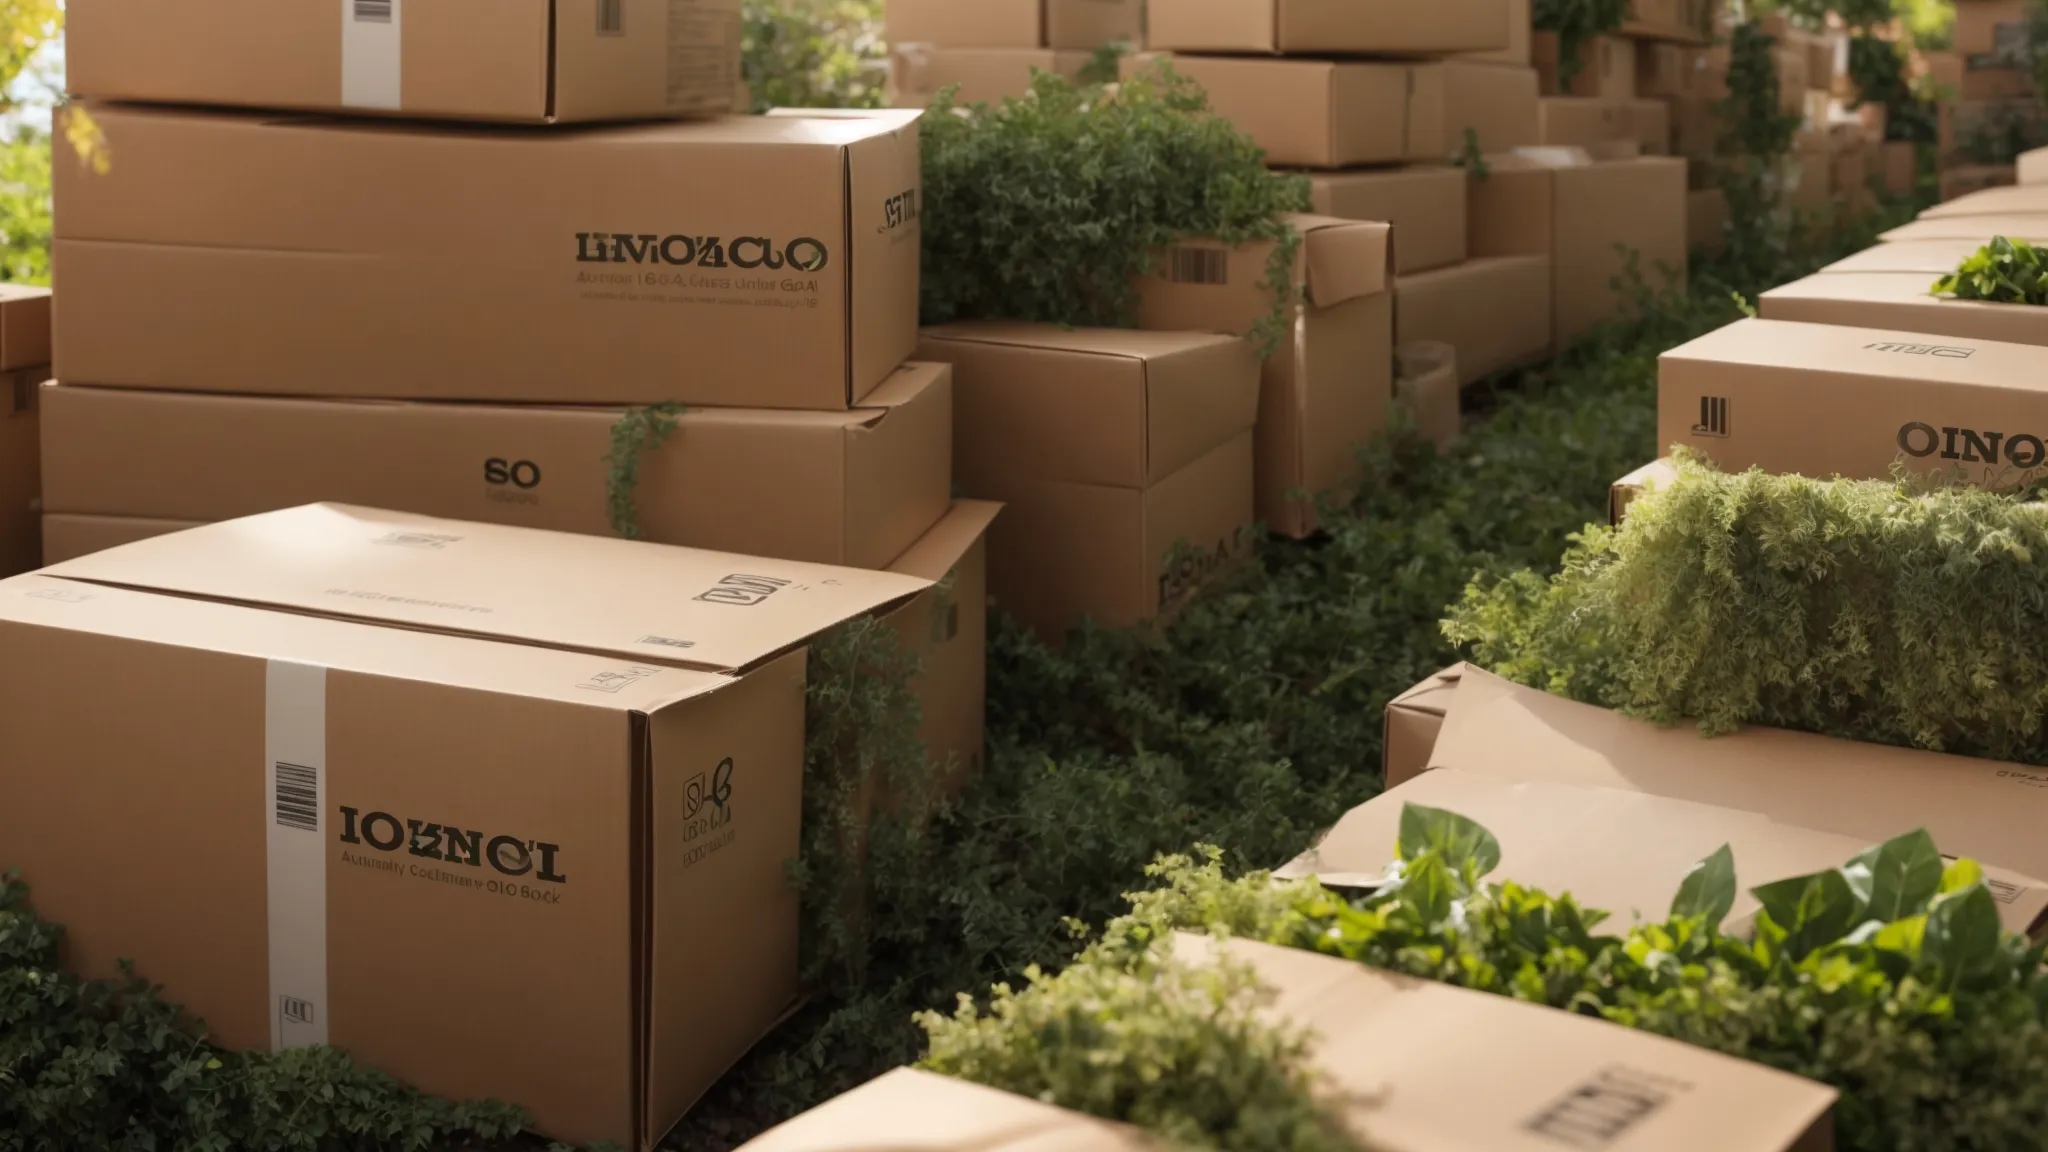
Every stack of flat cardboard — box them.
[0,286,50,579]
[884,0,1143,106]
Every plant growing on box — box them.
[1934,236,2048,305]
[1532,0,1629,86]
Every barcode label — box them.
[275,762,319,832]
[353,0,393,22]
[598,0,624,34]
[1989,877,2022,905]
[1167,247,1228,285]
[1525,1067,1684,1149]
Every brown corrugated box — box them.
[1609,457,1678,524]
[888,45,1088,106]
[1637,41,1704,97]
[1470,152,1689,345]
[1146,0,1513,54]
[54,104,921,411]
[1883,141,1916,196]
[1816,238,1985,274]
[1759,270,2048,349]
[737,1068,1158,1152]
[42,512,201,564]
[1133,214,1394,537]
[1453,0,1531,65]
[1919,183,2048,217]
[1395,256,1553,386]
[915,324,1259,639]
[1938,164,2020,202]
[1537,96,1631,149]
[1659,317,2048,484]
[1309,166,1468,274]
[1381,664,1465,785]
[1534,33,1635,100]
[64,0,741,123]
[39,362,953,571]
[0,284,51,373]
[2025,146,2048,184]
[1955,0,2031,57]
[1,503,933,1149]
[884,0,1143,50]
[1396,342,1460,451]
[1925,50,2034,102]
[1131,56,1537,168]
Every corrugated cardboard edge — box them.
[1610,458,1678,525]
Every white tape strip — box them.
[266,661,330,1051]
[340,0,402,110]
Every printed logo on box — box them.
[575,232,830,272]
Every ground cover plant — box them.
[1933,235,2048,304]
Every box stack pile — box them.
[1535,0,1708,160]
[885,0,1144,106]
[0,285,50,579]
[1930,0,2046,199]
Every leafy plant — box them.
[1934,235,2048,304]
[1713,19,1806,285]
[1077,40,1135,87]
[738,0,885,113]
[603,402,685,540]
[1533,0,1629,87]
[918,62,1310,355]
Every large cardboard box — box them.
[885,0,1143,50]
[1537,96,1632,149]
[1637,41,1705,97]
[1759,270,2048,349]
[1534,33,1635,100]
[738,1068,1156,1151]
[1955,0,2032,57]
[54,104,921,411]
[1471,153,1688,345]
[1308,167,1468,274]
[0,284,51,373]
[1925,50,2034,102]
[1381,664,1465,786]
[38,363,952,571]
[888,46,1088,106]
[1134,57,1538,167]
[1146,0,1512,55]
[1134,215,1394,537]
[1919,183,2048,218]
[1395,256,1553,386]
[2026,146,2048,183]
[1880,212,2048,243]
[0,504,932,1149]
[1,401,34,577]
[64,0,741,123]
[915,324,1259,638]
[1659,317,2048,484]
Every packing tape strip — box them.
[341,0,402,110]
[266,660,330,1051]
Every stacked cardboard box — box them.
[0,285,50,579]
[2026,145,2048,182]
[886,0,1143,106]
[1931,0,2045,198]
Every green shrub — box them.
[1444,454,2048,761]
[1934,236,2048,305]
[1091,811,2048,1152]
[918,64,1310,352]
[738,0,884,113]
[1532,0,1629,87]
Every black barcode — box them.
[353,0,393,23]
[275,762,319,832]
[1167,247,1228,285]
[598,0,624,35]
[1989,877,2022,905]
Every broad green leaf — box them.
[1670,844,1738,927]
[1752,869,1864,962]
[1848,830,1943,923]
[1395,803,1502,877]
[1399,853,1457,928]
[1941,858,1986,896]
[1925,885,2003,982]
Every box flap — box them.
[1819,238,1990,274]
[888,500,1002,580]
[1292,213,1393,304]
[735,1067,1158,1151]
[1174,935,1839,1152]
[1880,213,2048,243]
[1918,184,2048,218]
[42,504,932,676]
[854,360,949,420]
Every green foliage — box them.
[738,0,885,113]
[1098,818,2048,1152]
[1713,19,1807,285]
[603,403,685,540]
[1076,40,1136,87]
[1444,453,2048,761]
[918,64,1311,355]
[1934,235,2048,304]
[1532,0,1629,87]
[0,127,51,286]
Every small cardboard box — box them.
[1380,664,1466,786]
[0,504,933,1150]
[1396,342,1461,451]
[885,0,1144,50]
[56,103,922,412]
[1534,33,1635,100]
[1470,153,1690,346]
[1919,183,2048,218]
[1637,41,1705,97]
[1146,0,1513,55]
[1395,256,1554,386]
[888,46,1088,106]
[1538,96,1631,149]
[1,402,35,577]
[1688,187,1729,256]
[1609,457,1679,524]
[1955,0,2032,57]
[2025,146,2048,184]
[915,324,1260,638]
[64,0,741,123]
[1925,50,2035,102]
[1760,269,2048,350]
[1659,316,2048,485]
[39,363,953,572]
[1309,166,1469,274]
[1134,215,1394,537]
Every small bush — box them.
[1934,236,2048,305]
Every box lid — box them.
[1818,238,1990,274]
[1880,214,2048,243]
[736,1067,1158,1152]
[42,504,932,677]
[1664,315,2048,388]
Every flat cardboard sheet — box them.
[1880,213,2048,243]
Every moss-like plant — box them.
[1934,236,2048,305]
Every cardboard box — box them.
[1309,166,1469,274]
[1137,57,1538,167]
[42,512,200,564]
[1538,96,1631,149]
[1610,457,1679,524]
[39,363,953,571]
[885,0,1144,50]
[1665,95,1718,164]
[1395,256,1553,386]
[1880,212,2048,243]
[1381,664,1465,785]
[1659,317,2048,484]
[1940,165,2022,201]
[1534,33,1636,100]
[54,104,921,412]
[0,504,933,1150]
[1774,45,1811,116]
[1816,238,1985,274]
[1637,42,1704,97]
[1884,140,1918,195]
[915,325,1259,638]
[1134,215,1394,537]
[1470,154,1689,346]
[1925,50,2035,102]
[1396,342,1460,451]
[1,403,34,577]
[1453,0,1531,65]
[1833,146,1874,217]
[1955,0,2031,57]
[1146,0,1513,55]
[1761,269,2048,350]
[1688,187,1728,257]
[2025,146,2048,183]
[737,1068,1155,1152]
[1920,183,2048,218]
[63,0,741,123]
[0,284,50,372]
[1628,98,1672,154]
[888,46,1088,106]
[1786,148,1834,213]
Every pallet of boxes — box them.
[885,0,1144,106]
[1930,0,2048,201]
[16,2,1007,1148]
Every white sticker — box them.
[266,661,330,1051]
[341,0,402,110]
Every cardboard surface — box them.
[2025,146,2048,184]
[1534,33,1636,100]
[1637,41,1705,97]
[0,283,51,372]
[884,0,1142,50]
[0,405,35,577]
[1381,664,1465,786]
[42,513,200,565]
[64,0,742,123]
[1925,50,2035,102]
[917,324,1258,637]
[1609,457,1678,525]
[1955,0,2030,56]
[54,104,922,411]
[1818,238,1990,274]
[40,362,953,571]
[1146,0,1512,54]
[1396,342,1460,452]
[736,1068,1158,1151]
[1759,271,2048,350]
[1452,0,1531,65]
[1883,141,1917,196]
[888,46,1088,106]
[1396,256,1553,386]
[1920,183,2048,218]
[1133,215,1394,537]
[1537,96,1631,149]
[1309,167,1468,275]
[1434,62,1543,160]
[1688,187,1729,257]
